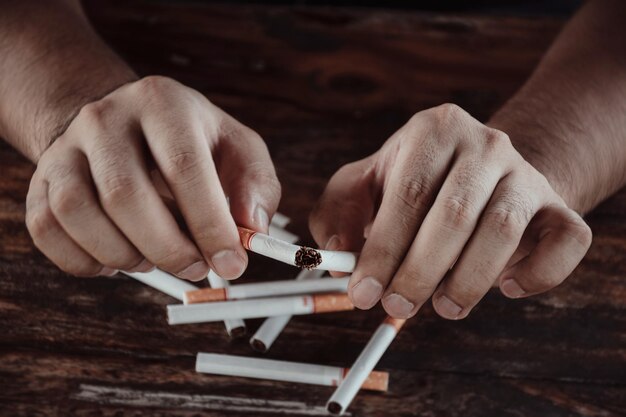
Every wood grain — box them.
[0,1,624,416]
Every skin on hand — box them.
[25,76,281,280]
[310,103,592,320]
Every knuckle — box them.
[395,175,432,213]
[49,182,87,216]
[562,217,593,250]
[134,75,177,102]
[248,165,281,200]
[162,150,201,185]
[78,100,114,128]
[26,207,56,241]
[439,195,476,232]
[484,206,528,242]
[99,174,141,207]
[482,128,511,153]
[431,103,467,126]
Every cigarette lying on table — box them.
[270,212,290,228]
[196,353,389,392]
[123,269,197,301]
[184,276,348,304]
[238,227,358,272]
[250,268,325,352]
[168,293,354,325]
[206,270,246,338]
[327,317,406,415]
[268,224,299,244]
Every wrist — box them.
[488,109,585,212]
[29,71,138,161]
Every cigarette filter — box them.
[123,269,197,301]
[167,293,354,325]
[184,276,349,304]
[326,317,406,415]
[250,268,325,352]
[196,353,388,392]
[238,227,358,272]
[206,270,246,338]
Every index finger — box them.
[141,105,247,280]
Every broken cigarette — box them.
[123,269,197,302]
[196,353,388,392]
[238,227,358,272]
[250,268,325,352]
[184,276,349,304]
[326,317,406,415]
[206,270,246,338]
[167,293,354,325]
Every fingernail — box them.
[501,278,525,298]
[350,276,383,309]
[382,293,415,318]
[100,267,118,277]
[435,294,463,319]
[177,261,209,281]
[325,235,342,251]
[254,206,270,232]
[211,250,247,279]
[128,259,155,273]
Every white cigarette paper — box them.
[270,212,290,228]
[123,269,197,301]
[238,227,358,272]
[167,293,354,325]
[250,269,325,352]
[268,224,299,244]
[207,270,246,338]
[196,353,388,392]
[184,276,349,304]
[326,317,406,415]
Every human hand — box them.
[26,76,280,280]
[310,104,592,319]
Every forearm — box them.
[489,0,626,214]
[0,0,137,162]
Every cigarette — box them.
[250,268,325,352]
[196,353,388,392]
[123,269,197,301]
[238,227,358,272]
[184,276,349,304]
[326,317,406,415]
[206,270,246,338]
[268,224,299,244]
[167,293,354,325]
[270,212,290,228]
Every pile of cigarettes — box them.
[123,213,405,415]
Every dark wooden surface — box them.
[1,1,625,416]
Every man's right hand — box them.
[25,76,281,280]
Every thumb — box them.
[216,121,281,234]
[309,158,378,255]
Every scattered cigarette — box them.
[123,269,197,301]
[206,270,246,338]
[268,224,299,244]
[196,353,389,392]
[250,269,325,352]
[270,212,290,228]
[167,293,354,325]
[326,317,406,415]
[238,227,358,272]
[184,276,349,304]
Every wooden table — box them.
[1,2,624,416]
